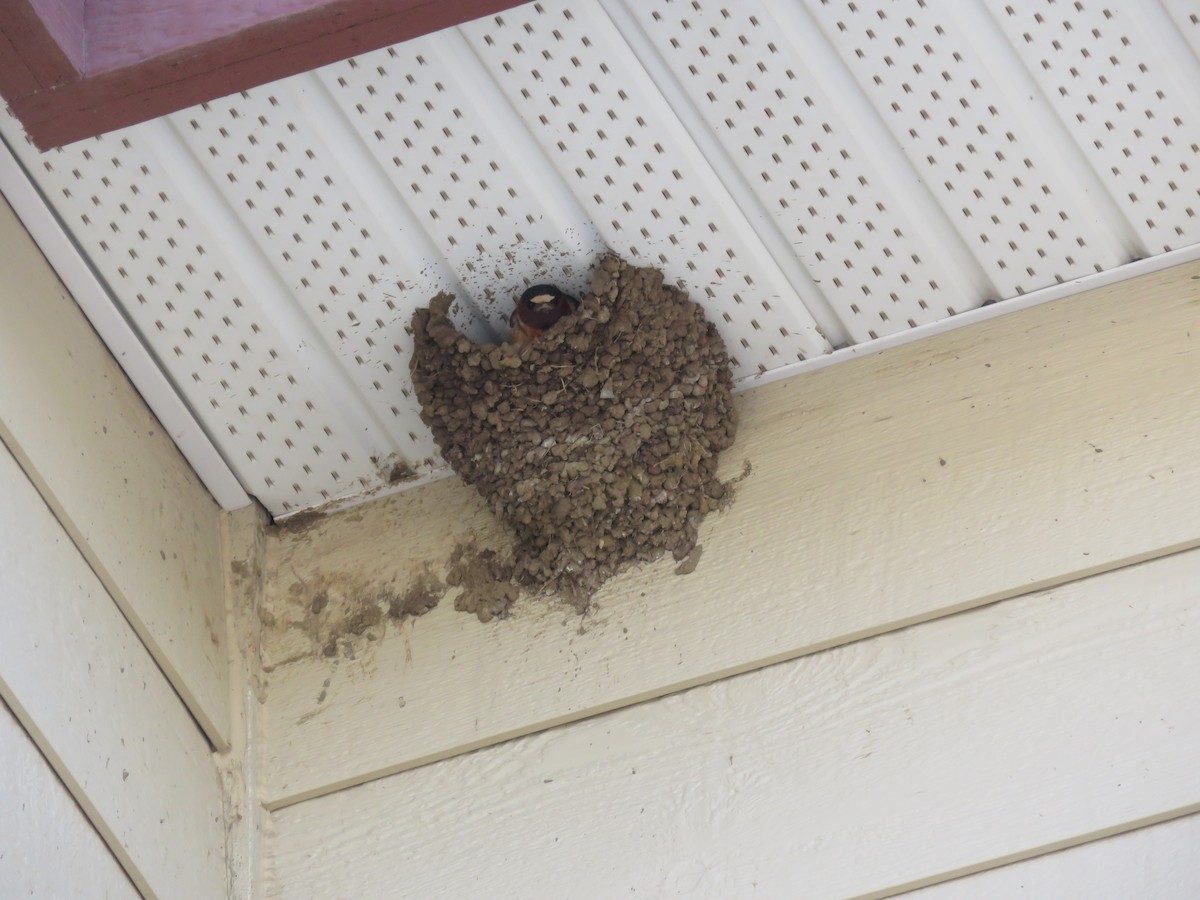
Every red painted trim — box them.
[0,0,79,99]
[1,0,527,150]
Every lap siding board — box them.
[264,549,1200,897]
[0,445,227,900]
[0,701,140,899]
[908,813,1200,898]
[0,196,231,749]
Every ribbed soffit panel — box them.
[4,0,1200,515]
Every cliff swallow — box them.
[510,284,578,344]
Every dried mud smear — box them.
[447,541,519,623]
[282,570,445,662]
[389,567,446,620]
[410,254,737,612]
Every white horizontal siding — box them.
[0,701,140,900]
[264,548,1200,898]
[0,195,231,749]
[0,443,227,900]
[909,813,1200,899]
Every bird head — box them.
[510,284,578,343]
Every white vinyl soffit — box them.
[3,0,1200,516]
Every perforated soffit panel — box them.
[4,0,1200,516]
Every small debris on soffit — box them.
[3,0,1200,516]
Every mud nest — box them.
[410,254,737,610]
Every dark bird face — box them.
[510,284,578,343]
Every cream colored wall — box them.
[0,194,232,749]
[0,439,228,898]
[264,550,1200,897]
[0,194,235,897]
[0,701,140,899]
[910,813,1200,899]
[255,261,1200,896]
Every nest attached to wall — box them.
[410,254,737,613]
